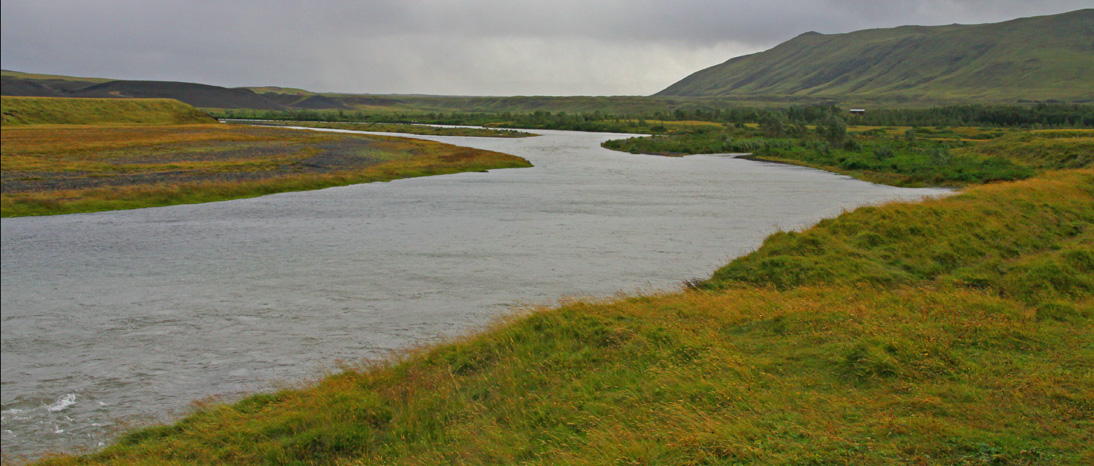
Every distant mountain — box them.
[0,71,348,110]
[73,80,283,110]
[657,10,1094,102]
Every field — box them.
[1,123,530,216]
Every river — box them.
[0,127,950,459]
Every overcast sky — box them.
[1,1,1088,96]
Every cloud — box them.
[2,0,1088,95]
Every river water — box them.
[1,127,950,459]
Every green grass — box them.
[1,96,216,126]
[29,164,1092,464]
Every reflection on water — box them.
[0,128,950,459]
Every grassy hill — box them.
[658,9,1094,103]
[0,96,216,126]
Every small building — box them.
[849,108,866,115]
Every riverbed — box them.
[1,127,951,459]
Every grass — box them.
[2,96,216,126]
[1,124,530,216]
[25,173,1092,464]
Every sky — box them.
[1,1,1089,96]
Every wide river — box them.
[1,127,950,459]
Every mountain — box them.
[657,10,1094,102]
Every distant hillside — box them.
[68,80,283,110]
[259,92,351,110]
[0,71,321,110]
[658,9,1094,103]
[1,96,216,126]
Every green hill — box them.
[657,9,1094,103]
[1,96,216,126]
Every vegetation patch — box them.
[602,117,1091,186]
[1,124,530,216]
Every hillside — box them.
[68,80,284,110]
[0,96,216,125]
[1,71,289,110]
[658,9,1094,103]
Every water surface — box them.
[1,128,950,458]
